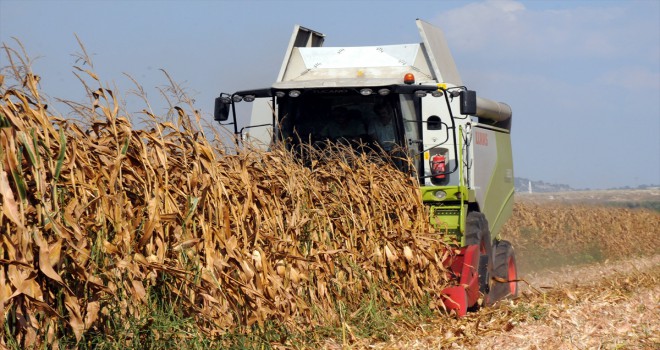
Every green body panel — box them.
[420,185,467,203]
[428,203,466,243]
[423,186,467,243]
[477,129,514,240]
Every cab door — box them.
[243,98,276,149]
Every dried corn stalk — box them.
[0,44,453,347]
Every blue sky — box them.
[1,0,658,189]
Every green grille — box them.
[433,208,460,216]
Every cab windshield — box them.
[277,92,400,151]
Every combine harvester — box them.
[214,20,517,316]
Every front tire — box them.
[488,239,519,304]
[464,212,493,297]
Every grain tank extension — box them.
[214,20,518,315]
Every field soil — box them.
[364,253,659,350]
[473,254,659,349]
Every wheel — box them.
[464,212,492,310]
[464,211,493,296]
[488,239,519,304]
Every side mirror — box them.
[214,97,231,121]
[460,90,477,115]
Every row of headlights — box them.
[218,94,259,103]
[224,88,447,103]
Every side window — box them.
[399,94,422,177]
[399,95,419,141]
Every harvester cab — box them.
[215,19,517,316]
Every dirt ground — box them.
[364,254,659,350]
[472,254,659,349]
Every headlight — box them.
[434,190,447,200]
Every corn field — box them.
[502,202,660,272]
[2,43,659,349]
[0,44,456,348]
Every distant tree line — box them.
[514,177,659,193]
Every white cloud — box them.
[433,0,658,62]
[432,0,528,52]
